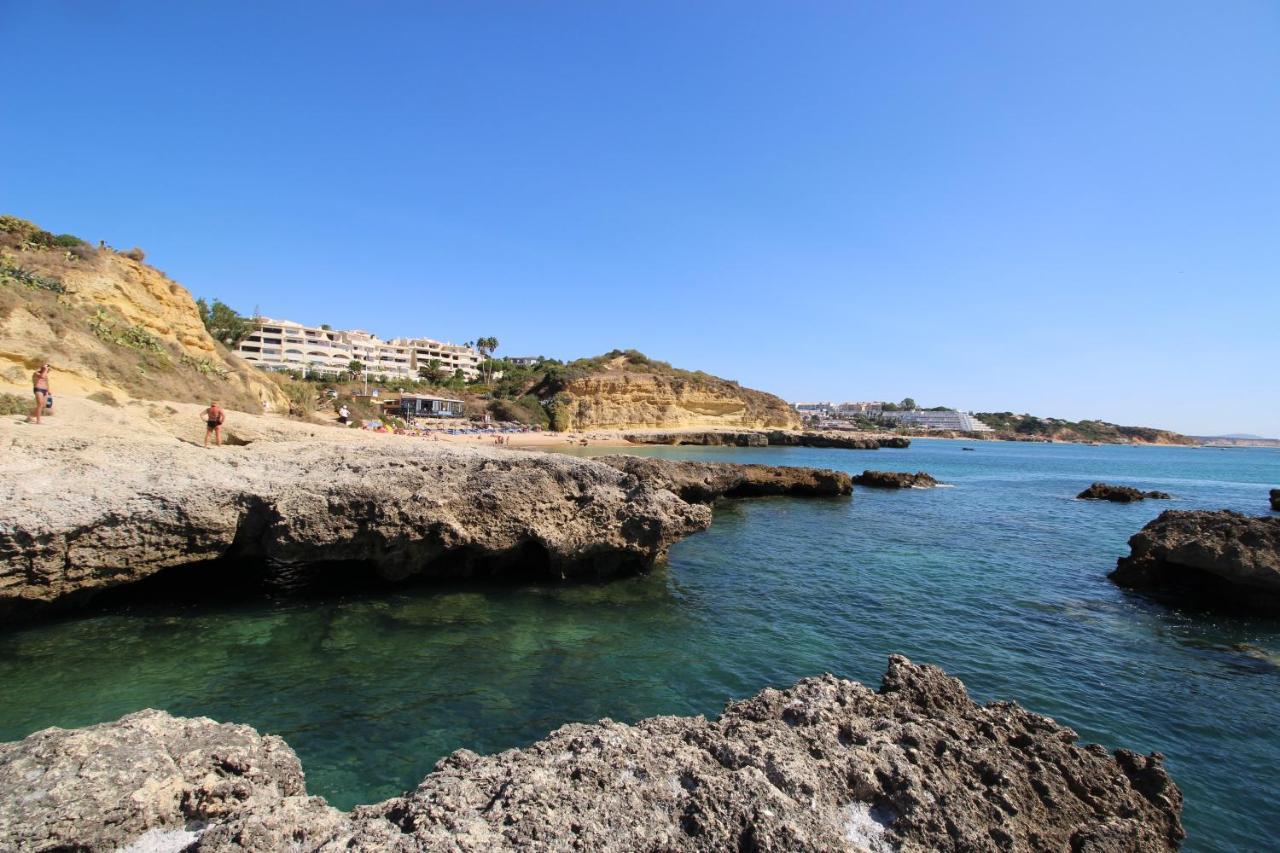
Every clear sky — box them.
[3,2,1277,436]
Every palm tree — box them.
[475,336,500,384]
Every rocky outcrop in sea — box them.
[852,470,940,489]
[1078,483,1172,502]
[597,455,853,503]
[1110,510,1280,613]
[624,431,910,450]
[1271,488,1279,511]
[0,656,1184,852]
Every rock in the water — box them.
[0,657,1184,852]
[1110,510,1280,613]
[0,432,711,622]
[0,709,305,852]
[1270,489,1279,511]
[1078,483,1172,502]
[852,470,939,489]
[624,431,910,449]
[596,456,853,503]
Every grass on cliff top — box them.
[974,412,1192,444]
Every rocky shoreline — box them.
[597,455,853,503]
[0,413,865,623]
[624,430,910,449]
[0,656,1184,852]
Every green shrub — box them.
[53,234,87,247]
[0,260,67,293]
[0,392,28,415]
[0,216,38,238]
[88,309,165,353]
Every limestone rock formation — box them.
[0,709,305,852]
[852,470,940,489]
[0,425,710,622]
[1271,489,1279,511]
[546,353,800,432]
[1078,483,1172,502]
[597,455,853,503]
[1110,510,1280,613]
[0,657,1184,852]
[624,430,910,450]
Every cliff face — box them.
[0,217,286,411]
[549,366,800,432]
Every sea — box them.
[1,439,1276,851]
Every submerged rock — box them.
[596,456,853,503]
[1078,483,1172,502]
[852,470,939,489]
[1110,510,1280,613]
[0,433,710,622]
[0,656,1183,852]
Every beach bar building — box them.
[398,394,465,418]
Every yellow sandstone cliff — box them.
[546,354,800,432]
[0,217,286,412]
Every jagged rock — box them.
[1078,483,1172,502]
[0,431,710,622]
[1110,510,1280,613]
[0,709,305,852]
[623,431,910,450]
[1271,489,1279,511]
[766,431,910,449]
[625,431,769,447]
[0,657,1184,852]
[852,470,939,489]
[596,455,853,503]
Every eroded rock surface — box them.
[0,431,710,621]
[0,709,304,852]
[624,431,909,450]
[852,470,940,489]
[1110,510,1280,613]
[1078,483,1172,502]
[0,657,1183,852]
[597,455,853,503]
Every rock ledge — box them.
[0,656,1184,852]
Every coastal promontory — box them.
[0,656,1184,852]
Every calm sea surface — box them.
[1,440,1277,851]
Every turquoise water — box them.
[1,440,1278,851]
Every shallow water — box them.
[2,440,1278,851]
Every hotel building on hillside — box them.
[234,318,483,380]
[879,409,993,432]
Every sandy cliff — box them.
[0,217,286,411]
[544,354,800,432]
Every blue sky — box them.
[4,2,1277,435]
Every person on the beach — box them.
[28,363,51,424]
[202,401,225,447]
[338,404,350,425]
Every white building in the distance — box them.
[235,317,483,380]
[791,400,992,433]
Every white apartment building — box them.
[235,318,483,380]
[880,410,993,432]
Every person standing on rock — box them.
[202,401,225,447]
[27,363,51,424]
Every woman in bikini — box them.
[28,363,51,424]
